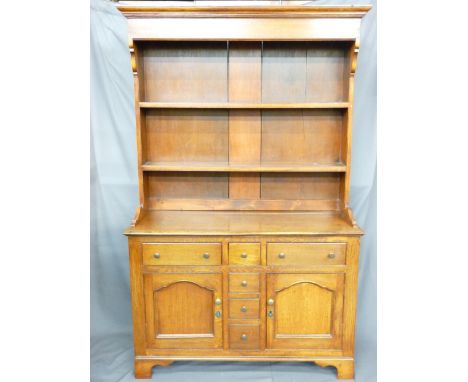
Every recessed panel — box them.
[276,282,333,335]
[267,273,344,350]
[155,281,214,335]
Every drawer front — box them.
[229,324,260,350]
[267,243,346,266]
[229,298,260,319]
[228,243,261,265]
[229,273,260,293]
[142,243,222,266]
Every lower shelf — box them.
[141,161,347,173]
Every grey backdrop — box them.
[90,0,376,381]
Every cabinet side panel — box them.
[128,238,146,354]
[340,43,356,208]
[342,237,360,356]
[133,43,146,210]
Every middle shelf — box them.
[141,161,347,173]
[139,102,350,109]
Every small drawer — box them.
[229,325,260,350]
[229,298,260,319]
[228,243,261,265]
[229,273,260,293]
[267,243,346,266]
[142,243,222,266]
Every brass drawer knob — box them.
[268,298,274,306]
[240,334,248,341]
[215,298,222,305]
[328,252,336,259]
[240,306,248,313]
[203,252,210,259]
[240,252,248,259]
[278,252,286,259]
[241,280,248,287]
[153,253,161,259]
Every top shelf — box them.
[139,102,350,110]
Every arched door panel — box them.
[144,273,223,349]
[266,273,344,349]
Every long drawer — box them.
[267,242,346,266]
[142,243,222,266]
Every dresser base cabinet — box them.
[118,3,370,380]
[126,233,361,380]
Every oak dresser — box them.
[118,3,370,380]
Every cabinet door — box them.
[143,273,223,349]
[266,273,344,349]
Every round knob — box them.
[240,252,248,259]
[328,252,336,259]
[215,298,222,305]
[241,280,248,287]
[268,298,274,306]
[278,252,286,259]
[153,253,160,259]
[240,334,248,341]
[240,306,248,313]
[203,252,210,259]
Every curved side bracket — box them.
[343,207,358,228]
[130,206,143,227]
[129,38,137,74]
[351,38,360,75]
